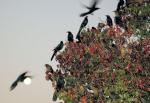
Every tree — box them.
[45,1,150,103]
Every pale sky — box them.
[0,0,117,103]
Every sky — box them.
[0,0,118,103]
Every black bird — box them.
[56,75,65,92]
[114,15,128,30]
[114,16,123,27]
[76,16,88,42]
[51,41,64,61]
[80,0,100,17]
[67,31,74,42]
[45,64,54,74]
[10,71,32,91]
[116,0,124,12]
[106,15,113,27]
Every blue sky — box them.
[0,0,117,102]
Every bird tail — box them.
[51,51,57,61]
[76,28,82,42]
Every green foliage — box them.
[45,2,150,103]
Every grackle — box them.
[51,41,64,61]
[10,71,32,91]
[56,75,65,92]
[67,31,74,42]
[114,16,123,27]
[76,16,88,42]
[106,15,113,27]
[116,0,124,12]
[80,0,101,17]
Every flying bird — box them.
[80,0,101,17]
[76,16,88,42]
[106,15,113,27]
[116,0,124,12]
[67,31,74,42]
[51,41,64,61]
[10,71,32,91]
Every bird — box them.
[116,0,124,12]
[106,15,113,27]
[114,15,128,30]
[51,41,64,61]
[67,31,74,42]
[10,71,32,91]
[114,16,123,27]
[56,75,65,92]
[76,16,88,42]
[80,0,101,17]
[45,64,54,74]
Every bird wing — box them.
[18,71,28,79]
[26,76,33,79]
[80,11,91,17]
[54,41,63,51]
[81,4,91,9]
[91,0,101,7]
[16,71,28,82]
[81,17,88,27]
[10,80,18,91]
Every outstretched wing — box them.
[18,71,28,79]
[80,11,90,17]
[10,80,18,91]
[91,0,101,7]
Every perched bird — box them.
[45,64,54,74]
[56,75,65,92]
[114,16,123,27]
[80,0,101,17]
[116,0,124,12]
[106,15,113,27]
[51,41,64,61]
[76,16,88,42]
[67,31,74,42]
[10,71,32,91]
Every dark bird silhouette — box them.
[106,15,113,27]
[51,41,64,61]
[80,0,101,17]
[116,0,124,12]
[10,71,32,91]
[56,75,65,92]
[67,31,74,42]
[45,64,54,74]
[76,16,88,42]
[114,15,128,30]
[114,16,123,27]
